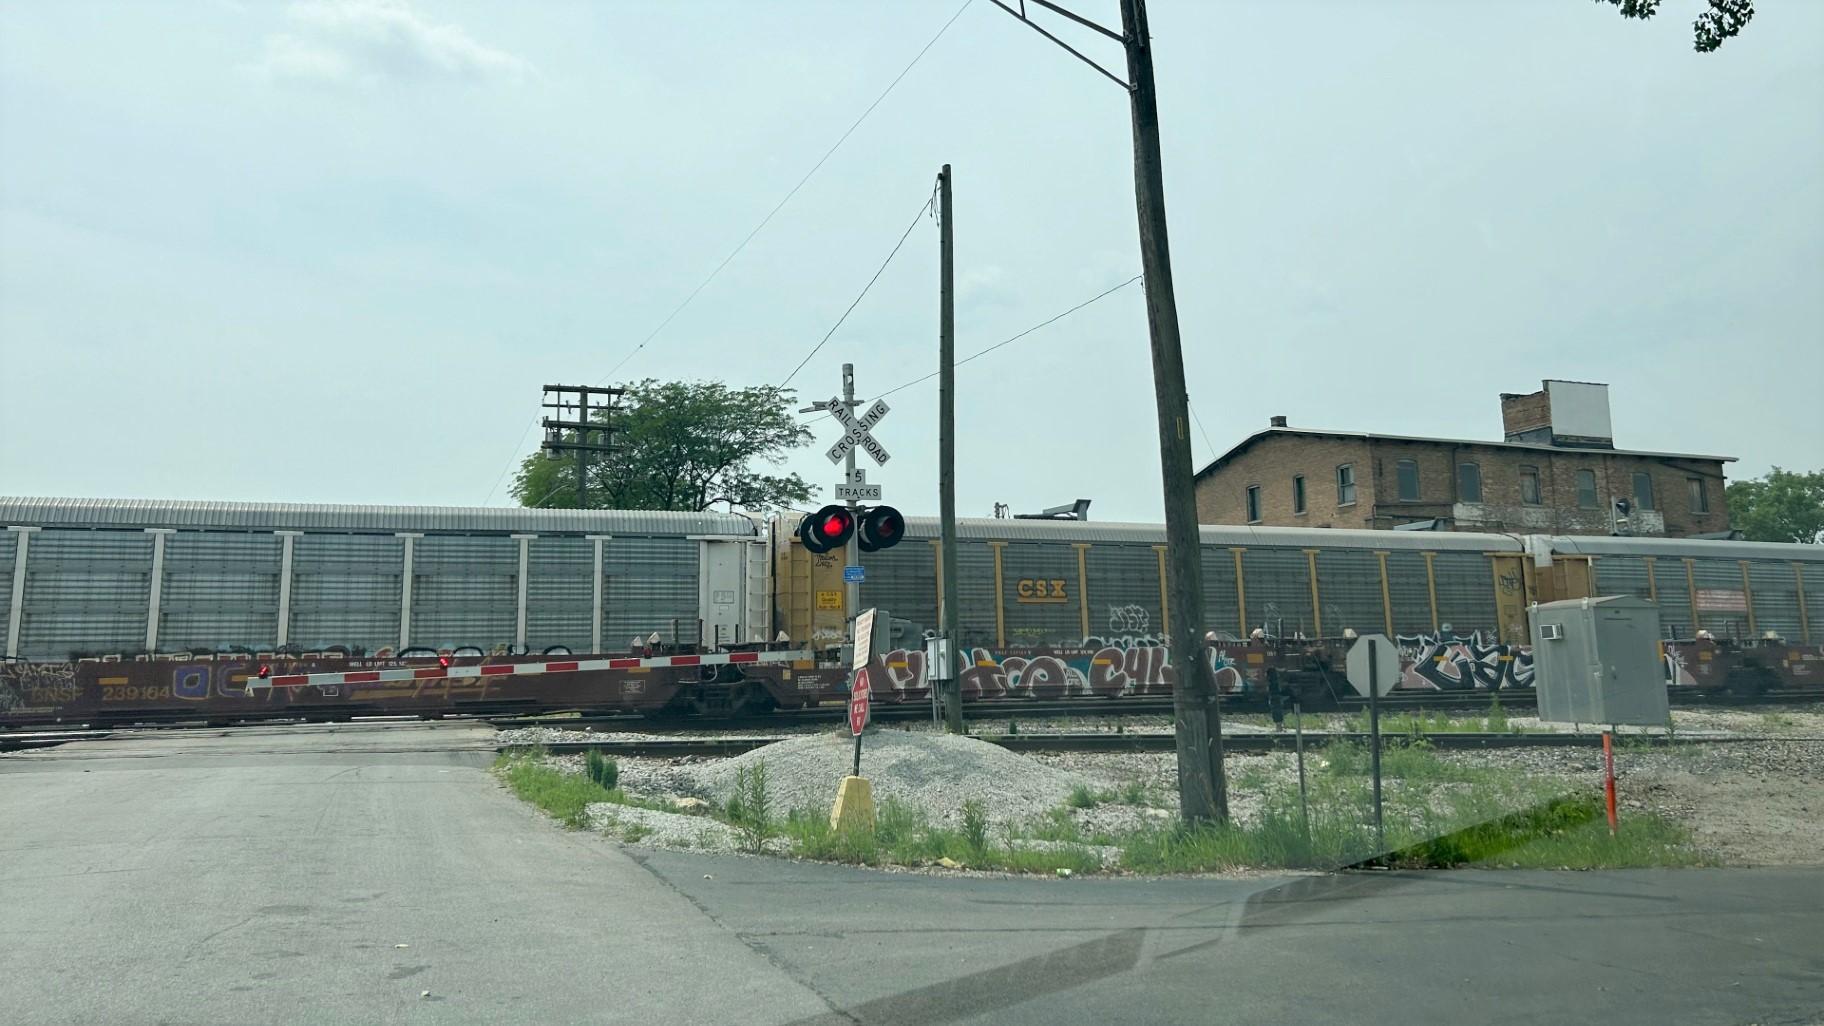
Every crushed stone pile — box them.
[638,728,1097,826]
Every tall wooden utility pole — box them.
[1119,0,1227,824]
[989,0,1227,821]
[540,384,623,509]
[937,164,964,734]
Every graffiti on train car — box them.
[0,660,81,714]
[878,637,1267,700]
[1395,632,1535,691]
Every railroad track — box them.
[508,730,1767,758]
[485,686,1824,732]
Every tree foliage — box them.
[511,380,815,512]
[1596,0,1755,53]
[1725,467,1824,544]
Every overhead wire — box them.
[595,0,975,385]
[477,0,974,505]
[522,273,1146,510]
[777,192,935,389]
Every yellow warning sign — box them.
[816,590,843,610]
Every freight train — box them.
[2,497,1819,726]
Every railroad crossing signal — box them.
[826,397,891,466]
[856,506,904,552]
[799,505,855,555]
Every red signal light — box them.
[438,655,451,668]
[257,664,271,679]
[799,504,856,555]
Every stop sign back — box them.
[849,667,872,736]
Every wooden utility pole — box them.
[988,0,1228,821]
[1118,0,1227,822]
[937,164,964,734]
[540,384,623,509]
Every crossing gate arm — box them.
[251,649,815,690]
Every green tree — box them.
[1725,468,1824,544]
[1596,0,1755,53]
[511,380,816,512]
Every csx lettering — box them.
[1015,579,1068,604]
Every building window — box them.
[1519,466,1542,505]
[1457,462,1483,503]
[1336,464,1356,506]
[1576,469,1598,508]
[1292,475,1306,515]
[1246,485,1262,524]
[1396,459,1420,501]
[1688,477,1709,513]
[1633,472,1655,511]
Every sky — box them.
[2,0,1819,523]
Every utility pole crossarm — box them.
[985,0,1133,90]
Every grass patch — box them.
[1065,784,1100,809]
[1381,795,1712,870]
[496,749,618,829]
[495,749,682,828]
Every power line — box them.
[864,273,1143,406]
[525,274,1142,510]
[596,0,974,385]
[1188,402,1217,464]
[478,0,972,506]
[481,415,541,505]
[778,195,933,388]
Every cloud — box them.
[249,0,531,84]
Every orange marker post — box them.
[1601,731,1618,836]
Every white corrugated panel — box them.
[19,530,153,658]
[289,534,402,653]
[411,535,517,650]
[158,532,283,651]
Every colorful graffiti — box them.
[1395,631,1535,691]
[878,637,1260,701]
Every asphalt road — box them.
[2,722,1820,1026]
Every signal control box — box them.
[1528,595,1669,726]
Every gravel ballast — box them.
[640,728,1099,826]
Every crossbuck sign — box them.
[826,397,891,466]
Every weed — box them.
[584,749,619,791]
[1486,692,1508,734]
[1066,784,1099,809]
[1119,779,1151,806]
[618,821,655,844]
[725,761,775,853]
[961,799,990,857]
[494,751,614,830]
[782,807,880,864]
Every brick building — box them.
[1193,381,1735,538]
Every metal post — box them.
[144,529,172,652]
[397,534,418,650]
[1120,0,1226,823]
[937,164,964,734]
[843,363,861,639]
[5,527,35,658]
[853,731,863,777]
[1602,731,1618,836]
[1293,694,1309,841]
[1368,636,1384,851]
[512,534,534,651]
[275,531,298,647]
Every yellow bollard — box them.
[829,775,876,832]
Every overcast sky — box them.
[2,0,1819,522]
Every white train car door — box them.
[698,539,745,647]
